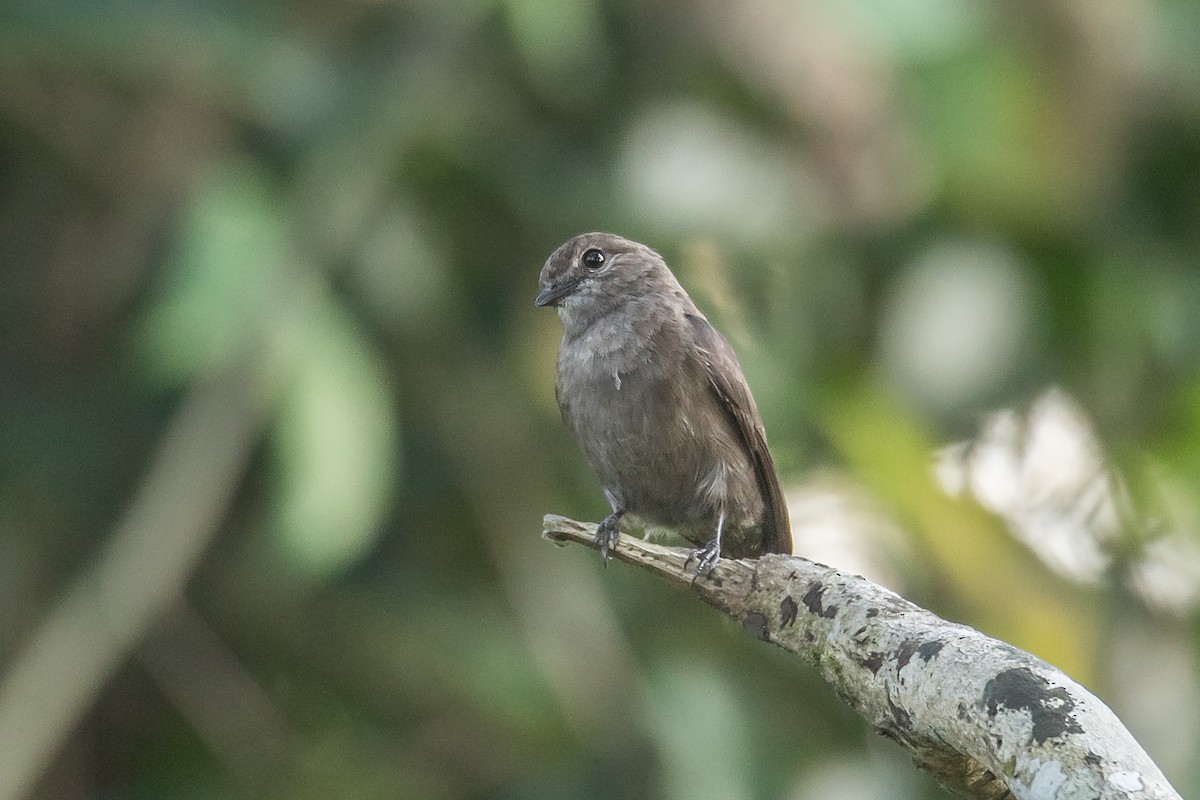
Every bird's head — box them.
[536,232,679,332]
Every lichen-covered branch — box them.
[542,515,1181,800]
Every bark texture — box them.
[542,514,1181,800]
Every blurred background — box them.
[1,0,1199,797]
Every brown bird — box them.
[536,232,792,573]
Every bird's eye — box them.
[582,248,605,270]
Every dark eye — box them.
[582,248,605,270]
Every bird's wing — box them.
[686,313,792,555]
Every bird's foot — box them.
[685,538,722,580]
[594,511,624,563]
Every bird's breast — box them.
[555,318,757,527]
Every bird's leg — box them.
[595,511,625,562]
[595,490,625,563]
[687,512,724,579]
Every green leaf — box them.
[270,284,399,579]
[133,161,287,383]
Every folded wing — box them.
[686,313,792,555]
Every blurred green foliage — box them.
[2,0,1200,798]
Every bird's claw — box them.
[686,539,722,580]
[594,513,623,563]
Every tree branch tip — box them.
[541,514,594,545]
[534,512,1183,800]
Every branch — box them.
[0,366,269,800]
[542,515,1181,800]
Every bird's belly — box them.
[564,366,756,528]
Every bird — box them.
[536,232,791,574]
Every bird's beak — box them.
[534,278,581,308]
